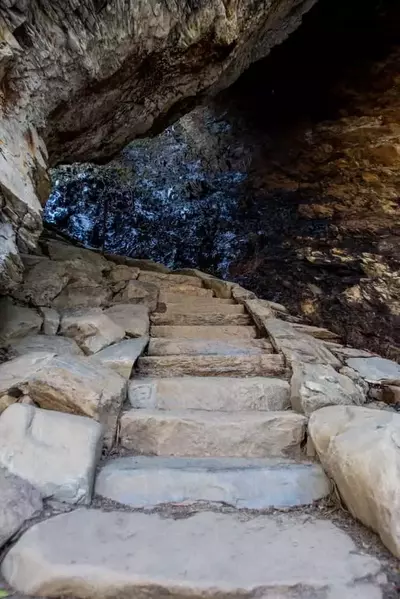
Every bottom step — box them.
[95,456,331,509]
[2,509,384,598]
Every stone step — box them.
[151,325,258,340]
[161,302,245,314]
[139,271,204,288]
[150,312,252,326]
[147,281,213,297]
[129,377,290,411]
[159,292,234,304]
[148,338,273,356]
[1,509,383,599]
[120,409,306,457]
[95,456,331,509]
[136,354,286,378]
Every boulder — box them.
[0,352,127,449]
[113,280,159,311]
[45,241,110,272]
[0,468,42,549]
[309,405,400,558]
[0,298,42,346]
[52,280,112,310]
[346,356,400,383]
[0,404,103,504]
[89,338,149,378]
[60,308,125,354]
[39,307,60,335]
[290,362,365,416]
[12,259,70,306]
[10,335,83,358]
[105,304,149,337]
[108,265,140,283]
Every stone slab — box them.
[104,304,149,337]
[137,354,286,378]
[150,312,252,326]
[139,271,203,287]
[151,325,258,340]
[10,334,83,357]
[95,456,331,509]
[89,338,149,378]
[0,404,103,504]
[113,280,159,311]
[148,337,273,356]
[161,302,244,314]
[60,308,125,354]
[158,293,234,305]
[120,409,307,458]
[0,468,42,549]
[1,509,384,598]
[346,356,400,383]
[129,377,290,411]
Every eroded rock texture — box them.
[0,0,316,292]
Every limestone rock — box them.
[89,338,149,378]
[113,280,159,311]
[120,409,306,458]
[1,509,383,598]
[0,468,42,549]
[0,352,127,449]
[39,307,60,335]
[0,404,103,504]
[105,304,149,337]
[129,377,290,411]
[291,323,341,341]
[0,298,42,346]
[265,318,341,367]
[96,456,331,509]
[346,356,400,383]
[10,335,83,358]
[291,362,365,416]
[309,405,400,558]
[60,308,125,354]
[162,302,245,314]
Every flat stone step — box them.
[151,325,258,340]
[136,354,286,378]
[129,377,290,411]
[120,409,306,457]
[151,282,214,297]
[150,312,252,326]
[159,292,234,304]
[138,271,204,288]
[95,456,331,509]
[161,302,245,314]
[2,509,383,599]
[148,338,273,356]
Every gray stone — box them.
[52,281,112,310]
[291,362,365,416]
[148,337,273,356]
[346,356,400,383]
[113,280,159,311]
[309,405,400,558]
[45,240,110,271]
[60,308,125,354]
[120,409,307,458]
[129,377,290,411]
[0,468,42,549]
[0,404,103,504]
[39,307,60,335]
[10,335,83,357]
[89,338,149,378]
[0,298,42,346]
[1,509,384,598]
[151,325,258,340]
[107,265,140,283]
[150,311,251,326]
[105,304,149,337]
[0,222,23,294]
[95,456,331,509]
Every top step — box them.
[159,293,233,304]
[139,272,203,288]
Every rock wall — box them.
[0,0,316,293]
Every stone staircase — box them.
[0,243,399,599]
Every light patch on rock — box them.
[0,404,103,504]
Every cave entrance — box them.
[44,0,400,356]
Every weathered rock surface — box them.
[0,222,23,294]
[309,405,400,558]
[39,307,60,335]
[291,362,365,416]
[151,325,258,339]
[137,354,286,378]
[107,265,140,283]
[151,311,252,326]
[1,509,384,598]
[162,302,245,314]
[96,456,330,509]
[158,293,234,305]
[138,272,203,288]
[105,304,149,337]
[129,377,290,411]
[0,404,103,504]
[60,308,125,354]
[89,338,149,378]
[0,352,126,449]
[120,409,306,458]
[0,468,43,549]
[148,337,273,356]
[10,335,83,358]
[113,280,159,311]
[0,298,42,346]
[346,357,400,383]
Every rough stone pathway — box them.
[1,240,400,598]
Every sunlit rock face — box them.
[46,0,400,358]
